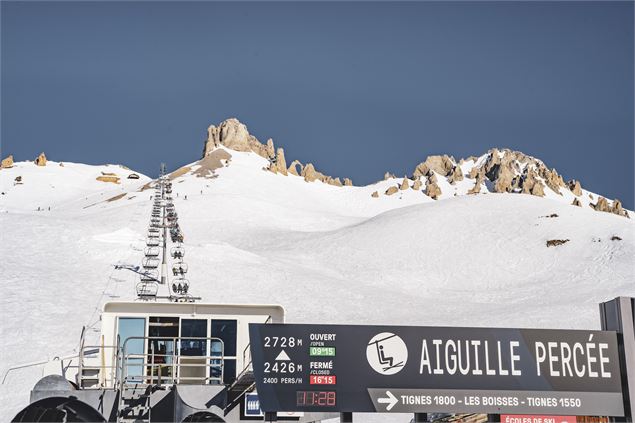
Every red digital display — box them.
[296,391,336,407]
[310,375,336,385]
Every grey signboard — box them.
[248,324,624,416]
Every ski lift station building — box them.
[11,301,301,423]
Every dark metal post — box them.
[600,296,635,423]
[487,414,501,422]
[340,412,353,422]
[160,164,167,286]
[264,411,277,421]
[414,412,428,422]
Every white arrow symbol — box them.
[377,390,398,411]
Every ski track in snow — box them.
[0,154,634,422]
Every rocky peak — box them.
[203,118,268,158]
[413,155,454,178]
[203,118,352,188]
[1,154,14,169]
[35,152,47,166]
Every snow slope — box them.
[0,150,633,421]
[0,160,151,213]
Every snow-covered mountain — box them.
[0,154,151,213]
[0,119,633,421]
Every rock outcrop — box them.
[539,166,565,195]
[425,174,442,199]
[468,166,482,179]
[302,163,322,183]
[192,149,232,178]
[268,148,288,176]
[288,160,302,176]
[519,168,545,197]
[203,118,351,186]
[413,155,454,178]
[265,138,275,159]
[568,179,582,196]
[608,199,629,218]
[571,198,582,207]
[96,175,120,184]
[447,166,464,184]
[35,152,47,166]
[203,118,268,158]
[401,148,563,199]
[592,197,610,212]
[468,175,483,195]
[589,197,629,217]
[1,155,14,168]
[198,120,630,218]
[385,186,399,196]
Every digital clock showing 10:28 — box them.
[296,391,336,407]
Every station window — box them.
[211,319,237,384]
[117,317,146,382]
[180,319,207,356]
[148,316,179,381]
[211,319,237,356]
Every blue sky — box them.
[2,1,633,207]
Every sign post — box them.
[249,323,625,419]
[600,296,635,422]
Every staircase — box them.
[224,360,256,415]
[117,384,152,423]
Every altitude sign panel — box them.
[248,324,625,416]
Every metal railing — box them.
[1,354,78,385]
[240,315,273,375]
[78,344,119,388]
[120,336,225,387]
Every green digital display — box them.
[309,346,335,356]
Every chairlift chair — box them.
[140,269,159,282]
[144,246,160,257]
[142,256,160,269]
[171,278,189,294]
[172,262,188,276]
[136,282,158,298]
[170,246,185,259]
